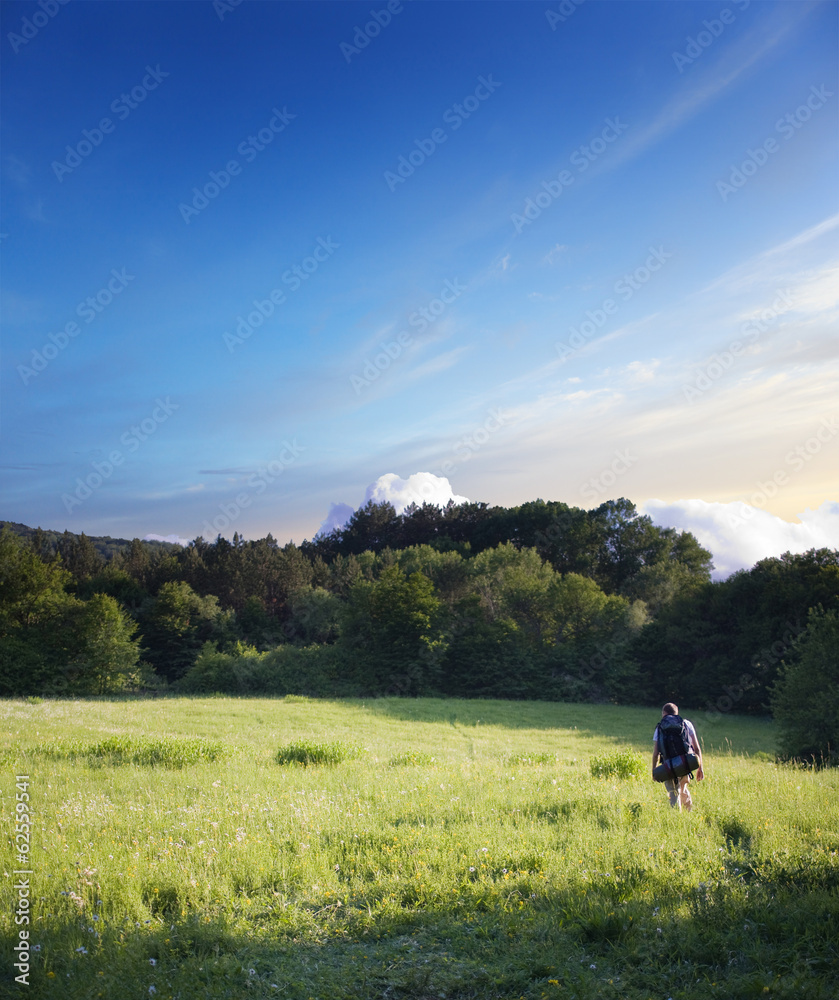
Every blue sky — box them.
[2,0,837,575]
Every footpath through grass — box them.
[1,696,837,999]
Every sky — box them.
[1,0,837,578]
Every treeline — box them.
[3,520,181,564]
[1,500,837,754]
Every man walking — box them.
[652,702,704,810]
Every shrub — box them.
[589,748,645,779]
[178,642,340,696]
[275,739,363,766]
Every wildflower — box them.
[589,964,596,970]
[149,988,157,996]
[149,958,156,966]
[249,968,257,976]
[76,947,88,954]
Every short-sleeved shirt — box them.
[653,718,699,755]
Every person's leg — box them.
[679,776,692,811]
[665,777,678,808]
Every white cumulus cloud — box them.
[642,499,839,579]
[317,473,469,536]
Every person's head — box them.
[662,702,678,717]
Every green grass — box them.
[1,696,837,999]
[275,739,364,766]
[34,735,235,768]
[589,748,646,780]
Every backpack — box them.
[653,714,699,782]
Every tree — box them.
[138,581,234,682]
[0,526,77,694]
[336,500,400,554]
[57,530,103,582]
[285,587,342,644]
[62,593,141,694]
[771,606,839,763]
[339,567,445,694]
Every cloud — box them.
[642,499,839,580]
[365,472,470,512]
[317,502,355,536]
[143,533,189,546]
[317,472,470,536]
[601,7,804,177]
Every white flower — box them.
[75,947,87,954]
[589,963,596,970]
[249,968,257,976]
[149,958,156,966]
[149,988,157,996]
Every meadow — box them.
[1,696,837,1000]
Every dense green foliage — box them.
[771,606,839,763]
[1,696,836,999]
[2,500,838,757]
[0,527,142,694]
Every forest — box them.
[1,497,837,761]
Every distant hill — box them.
[0,520,183,561]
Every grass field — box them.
[1,696,837,999]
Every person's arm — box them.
[651,741,660,779]
[688,722,704,780]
